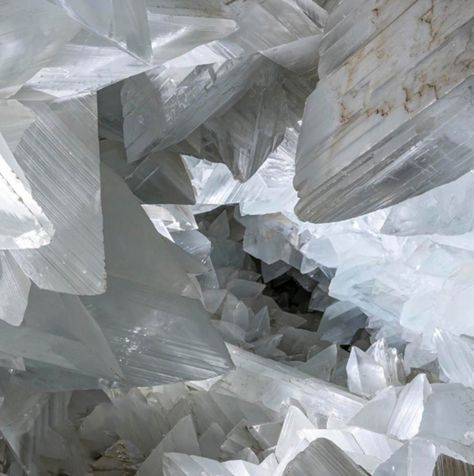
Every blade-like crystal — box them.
[11,94,105,295]
[346,347,387,398]
[0,133,54,250]
[295,1,474,223]
[138,415,200,476]
[82,276,233,386]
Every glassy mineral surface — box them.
[0,1,472,474]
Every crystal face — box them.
[0,1,473,474]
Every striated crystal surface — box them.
[283,438,368,476]
[1,1,474,474]
[295,0,474,223]
[11,94,105,295]
[0,133,54,250]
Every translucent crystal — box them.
[11,94,105,295]
[419,384,474,446]
[99,165,201,296]
[317,302,367,345]
[18,3,237,98]
[213,345,365,425]
[434,329,474,389]
[0,134,53,250]
[387,374,431,441]
[2,1,474,474]
[138,415,200,476]
[295,1,474,223]
[346,347,388,398]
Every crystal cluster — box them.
[0,0,473,475]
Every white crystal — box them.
[11,94,105,295]
[295,1,474,223]
[0,134,54,250]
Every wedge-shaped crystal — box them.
[249,421,282,450]
[346,347,387,398]
[78,167,231,385]
[298,345,340,381]
[283,438,368,476]
[388,374,431,440]
[21,30,155,98]
[99,164,202,296]
[0,251,30,326]
[317,302,367,345]
[349,387,399,435]
[127,151,195,204]
[0,134,53,250]
[11,94,105,295]
[92,440,143,475]
[81,389,167,455]
[275,406,315,463]
[295,1,474,222]
[138,415,200,476]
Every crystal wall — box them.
[0,0,473,474]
